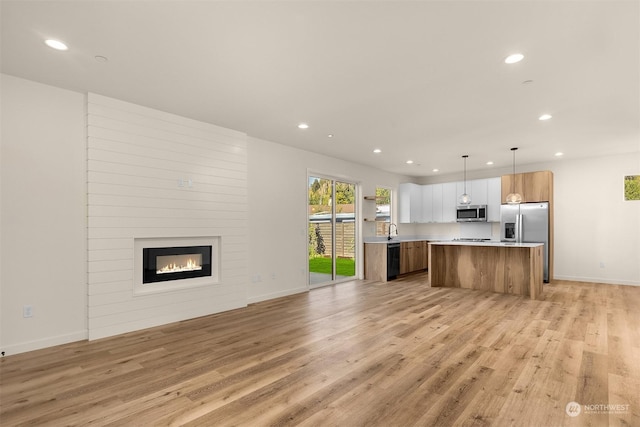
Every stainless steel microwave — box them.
[456,205,487,222]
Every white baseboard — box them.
[1,330,88,357]
[553,275,640,287]
[248,286,308,304]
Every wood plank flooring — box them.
[1,276,639,426]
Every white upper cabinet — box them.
[422,185,434,223]
[442,182,457,222]
[410,184,423,222]
[431,184,444,223]
[487,177,501,222]
[471,179,489,205]
[399,177,501,223]
[398,183,423,223]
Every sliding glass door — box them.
[308,175,356,287]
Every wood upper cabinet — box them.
[501,171,553,203]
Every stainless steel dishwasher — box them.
[387,242,400,281]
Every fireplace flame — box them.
[157,258,203,274]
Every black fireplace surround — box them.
[143,245,212,284]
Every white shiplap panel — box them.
[87,290,133,306]
[89,286,245,324]
[88,238,132,251]
[88,270,133,285]
[88,259,133,273]
[88,183,248,205]
[88,194,247,212]
[88,280,133,296]
[87,115,247,158]
[88,124,247,162]
[88,160,247,189]
[88,227,247,240]
[88,93,246,141]
[88,249,133,262]
[87,171,248,197]
[88,148,246,180]
[88,217,247,230]
[88,206,248,220]
[88,137,247,173]
[89,283,231,316]
[87,94,248,340]
[88,297,246,340]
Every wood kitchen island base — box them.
[428,241,544,300]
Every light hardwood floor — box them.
[1,276,639,426]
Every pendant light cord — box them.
[511,148,517,194]
[463,155,468,193]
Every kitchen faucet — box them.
[388,223,398,240]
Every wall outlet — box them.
[599,262,605,268]
[23,305,33,318]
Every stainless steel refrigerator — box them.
[500,202,550,282]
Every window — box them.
[624,175,640,201]
[375,187,392,237]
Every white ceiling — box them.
[2,1,638,177]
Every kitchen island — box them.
[428,241,544,300]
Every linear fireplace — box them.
[143,245,212,284]
[134,237,220,295]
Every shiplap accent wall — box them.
[87,94,248,340]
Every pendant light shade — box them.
[505,147,523,204]
[458,155,471,205]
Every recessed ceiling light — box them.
[94,55,108,63]
[555,152,564,157]
[522,80,534,85]
[486,161,494,165]
[373,149,381,154]
[45,39,68,51]
[432,168,439,172]
[539,114,552,121]
[327,134,333,138]
[406,160,414,164]
[297,123,309,129]
[505,53,524,64]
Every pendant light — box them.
[458,155,471,205]
[505,147,523,204]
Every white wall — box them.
[86,94,249,339]
[247,137,407,303]
[548,154,639,285]
[1,75,87,354]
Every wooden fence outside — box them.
[309,222,355,258]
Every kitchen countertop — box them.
[364,237,543,248]
[364,236,449,244]
[429,241,544,248]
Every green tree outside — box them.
[624,175,640,201]
[376,187,391,204]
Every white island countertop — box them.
[364,238,543,248]
[364,235,450,244]
[429,241,544,248]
